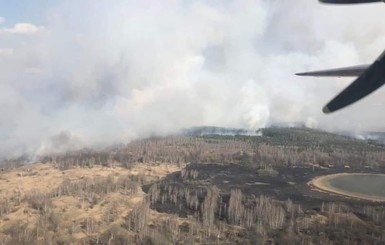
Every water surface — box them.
[326,174,385,198]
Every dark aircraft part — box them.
[296,65,368,77]
[323,50,385,113]
[320,0,384,4]
[298,0,385,114]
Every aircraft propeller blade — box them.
[296,65,368,77]
[323,50,385,113]
[320,0,384,4]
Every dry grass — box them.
[0,162,182,241]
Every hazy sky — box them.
[1,0,385,157]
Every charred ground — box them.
[0,127,384,244]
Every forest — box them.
[0,127,384,244]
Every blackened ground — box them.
[143,162,385,216]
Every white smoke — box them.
[0,0,385,157]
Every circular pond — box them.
[311,173,385,202]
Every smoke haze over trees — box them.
[1,1,385,157]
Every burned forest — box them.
[0,127,385,244]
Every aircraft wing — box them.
[296,65,368,77]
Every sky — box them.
[1,0,385,157]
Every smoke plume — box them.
[0,0,385,157]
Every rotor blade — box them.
[323,50,385,113]
[296,65,368,77]
[320,0,384,4]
